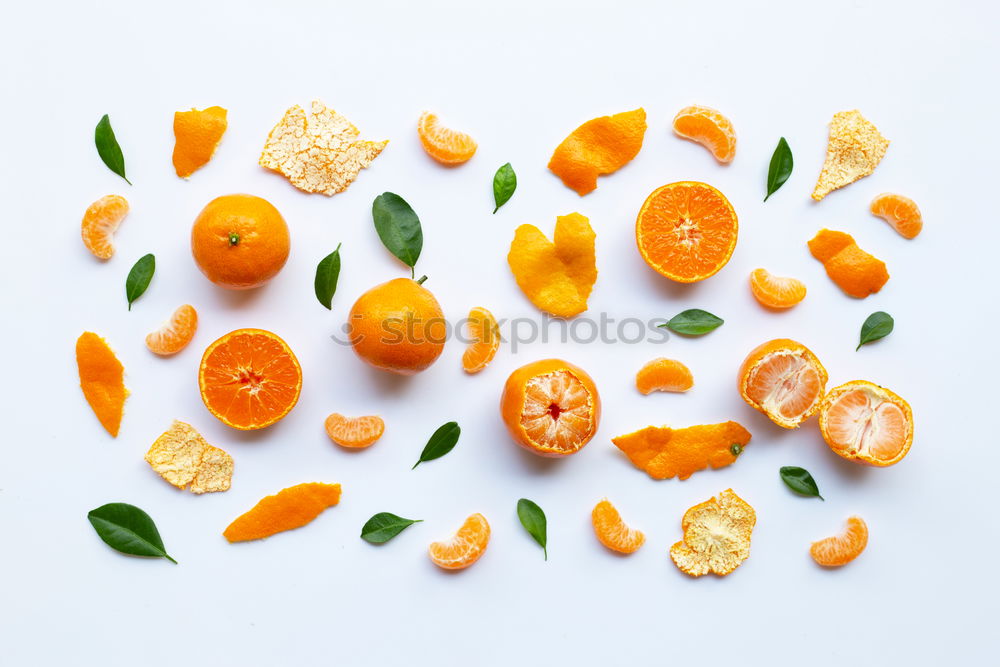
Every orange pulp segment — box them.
[810,516,868,567]
[76,332,128,437]
[749,268,806,309]
[145,304,198,356]
[81,195,129,260]
[672,105,736,163]
[462,307,500,373]
[591,499,645,554]
[417,112,477,165]
[870,193,922,239]
[428,513,490,570]
[819,380,913,466]
[635,357,693,394]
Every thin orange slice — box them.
[810,516,868,567]
[145,304,198,356]
[76,332,128,437]
[612,422,751,480]
[635,358,693,394]
[428,513,490,570]
[749,268,806,309]
[591,499,645,554]
[223,482,341,543]
[636,181,738,283]
[462,307,500,374]
[738,339,828,429]
[672,105,736,163]
[417,112,477,165]
[819,381,913,466]
[808,229,889,298]
[81,195,129,260]
[324,413,385,449]
[870,193,922,239]
[548,108,647,195]
[172,106,228,178]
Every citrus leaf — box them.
[779,466,824,500]
[516,498,547,560]
[314,243,342,310]
[492,162,517,213]
[857,311,893,350]
[95,114,131,185]
[360,512,422,544]
[125,253,155,310]
[412,421,460,469]
[373,192,422,276]
[659,309,723,335]
[764,137,792,201]
[87,503,177,563]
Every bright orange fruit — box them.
[76,332,128,437]
[738,339,828,429]
[81,195,129,260]
[635,357,693,394]
[172,106,228,178]
[636,181,738,283]
[462,307,500,374]
[548,108,647,195]
[810,516,868,567]
[145,304,198,356]
[819,380,913,467]
[808,229,888,298]
[198,328,302,430]
[324,413,385,449]
[749,268,806,309]
[591,499,645,554]
[672,105,736,163]
[417,112,477,165]
[612,422,751,480]
[428,513,490,570]
[223,482,341,543]
[870,193,922,239]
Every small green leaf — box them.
[95,114,131,185]
[517,498,547,560]
[764,137,793,201]
[87,502,176,563]
[492,163,517,213]
[360,512,423,544]
[730,443,744,456]
[857,311,894,350]
[779,466,824,500]
[125,253,155,310]
[659,309,724,336]
[412,421,460,469]
[314,243,342,310]
[373,192,422,277]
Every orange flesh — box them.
[592,500,645,554]
[811,516,868,567]
[749,269,806,309]
[520,370,594,454]
[823,389,907,463]
[672,106,736,163]
[81,195,129,260]
[324,414,384,448]
[417,112,477,165]
[462,307,500,373]
[145,304,198,356]
[635,358,693,394]
[428,513,490,570]
[745,353,823,423]
[870,193,922,239]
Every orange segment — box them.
[672,105,736,163]
[223,482,341,543]
[145,304,198,356]
[670,489,756,577]
[808,229,889,298]
[462,307,500,374]
[819,380,913,466]
[749,268,806,309]
[548,108,647,195]
[635,357,693,394]
[636,181,738,283]
[417,112,477,165]
[428,513,490,570]
[591,499,645,554]
[76,332,128,437]
[198,328,302,430]
[738,339,828,429]
[612,422,751,480]
[324,413,385,449]
[172,106,228,178]
[81,195,129,260]
[810,516,868,567]
[870,193,922,239]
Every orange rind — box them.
[808,229,888,298]
[670,489,756,577]
[144,420,233,494]
[223,482,341,543]
[172,106,228,178]
[811,516,868,567]
[548,108,646,195]
[672,105,736,163]
[612,422,751,480]
[819,380,913,467]
[635,358,693,394]
[76,332,128,437]
[812,110,889,201]
[591,499,645,554]
[738,339,828,429]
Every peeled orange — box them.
[819,381,913,466]
[738,339,827,429]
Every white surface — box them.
[2,1,998,664]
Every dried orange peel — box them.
[324,413,384,449]
[819,380,913,466]
[812,110,889,201]
[508,213,597,318]
[548,108,646,195]
[462,307,500,374]
[172,106,227,178]
[635,358,693,394]
[808,229,889,298]
[670,489,756,577]
[738,338,828,429]
[591,499,645,554]
[145,420,233,494]
[417,112,477,165]
[612,422,751,480]
[76,332,128,437]
[223,482,341,543]
[81,195,129,260]
[870,193,923,239]
[811,516,869,567]
[672,105,736,163]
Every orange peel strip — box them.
[808,229,888,298]
[612,422,751,480]
[670,488,756,577]
[223,482,341,542]
[172,106,228,178]
[548,108,646,195]
[76,332,128,437]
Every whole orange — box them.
[348,277,446,375]
[191,194,290,290]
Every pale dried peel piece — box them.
[144,420,233,494]
[259,100,388,196]
[812,110,889,201]
[670,488,756,577]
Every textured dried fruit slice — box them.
[811,516,868,567]
[636,181,738,283]
[145,304,198,356]
[738,339,828,429]
[635,358,693,394]
[81,195,129,260]
[612,422,751,480]
[417,112,477,165]
[172,106,228,178]
[870,193,922,239]
[508,213,596,318]
[144,420,233,493]
[749,268,806,309]
[462,307,500,373]
[324,413,384,448]
[819,380,913,466]
[224,482,341,542]
[428,513,490,570]
[672,105,736,163]
[548,108,646,195]
[76,332,128,437]
[808,229,889,298]
[259,100,388,196]
[812,110,889,201]
[591,499,645,554]
[670,488,756,577]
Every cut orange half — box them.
[749,268,806,309]
[462,307,500,374]
[738,339,828,429]
[324,413,384,449]
[417,112,477,165]
[428,513,490,570]
[819,381,913,466]
[672,105,736,163]
[81,195,129,260]
[591,499,645,554]
[811,516,868,567]
[145,304,198,356]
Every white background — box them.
[2,1,998,664]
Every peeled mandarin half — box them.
[324,413,385,449]
[145,304,198,356]
[819,381,913,466]
[808,229,888,298]
[870,193,922,239]
[672,105,737,163]
[738,339,828,429]
[810,516,868,567]
[591,499,645,554]
[172,106,228,178]
[548,108,646,195]
[749,269,806,309]
[428,513,490,570]
[417,112,477,165]
[81,195,129,260]
[635,358,694,394]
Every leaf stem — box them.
[165,553,178,564]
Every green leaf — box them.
[314,243,342,310]
[857,311,894,350]
[360,512,423,544]
[87,503,177,563]
[659,309,724,336]
[95,114,131,185]
[412,421,460,469]
[372,192,422,277]
[764,137,793,202]
[516,498,547,560]
[779,466,824,500]
[125,253,155,310]
[492,163,517,213]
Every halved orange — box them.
[749,268,806,309]
[636,181,738,283]
[870,193,922,239]
[198,328,302,430]
[428,513,490,570]
[591,499,645,554]
[324,413,384,448]
[81,195,129,260]
[819,381,913,466]
[145,304,198,356]
[672,105,736,163]
[462,307,500,374]
[635,358,693,394]
[810,516,868,567]
[738,339,828,429]
[417,112,477,165]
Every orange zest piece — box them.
[145,304,198,356]
[81,195,129,260]
[223,482,341,543]
[635,357,693,394]
[591,499,645,554]
[749,268,806,309]
[810,516,868,567]
[428,513,490,570]
[198,328,302,430]
[612,422,751,480]
[417,112,477,165]
[670,489,756,577]
[819,380,913,467]
[738,339,828,429]
[671,105,736,163]
[812,110,889,201]
[547,108,646,195]
[76,332,128,437]
[324,413,385,449]
[144,420,233,494]
[636,181,738,283]
[808,229,889,298]
[172,106,228,178]
[870,193,923,239]
[462,307,500,374]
